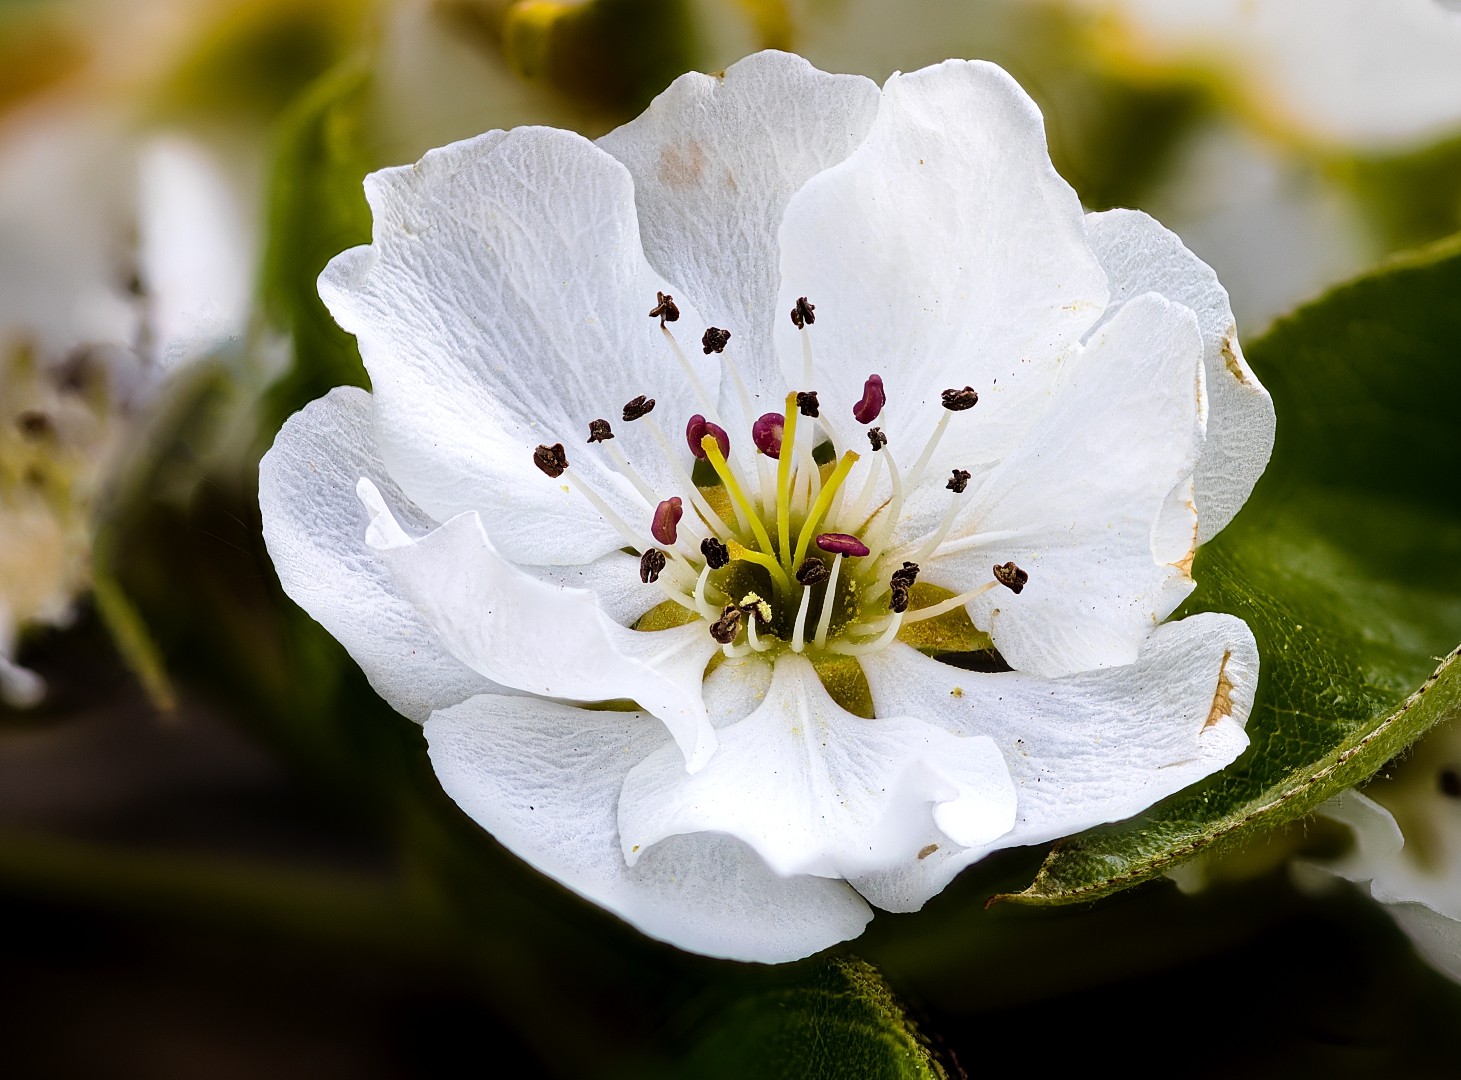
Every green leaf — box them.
[671,957,945,1080]
[1006,233,1461,905]
[259,59,374,435]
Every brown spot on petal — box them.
[1221,327,1251,385]
[658,141,706,189]
[917,844,938,860]
[1204,650,1234,730]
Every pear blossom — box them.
[260,51,1272,962]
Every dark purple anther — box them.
[816,533,870,558]
[685,414,730,460]
[853,374,885,424]
[752,412,784,459]
[652,497,683,545]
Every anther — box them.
[796,559,831,587]
[993,561,1029,594]
[652,497,683,545]
[796,391,820,418]
[853,374,885,424]
[753,412,784,459]
[889,561,920,613]
[790,296,816,328]
[941,386,979,411]
[740,593,772,624]
[587,419,614,443]
[817,533,870,558]
[709,605,741,644]
[649,291,679,326]
[701,536,730,570]
[686,414,730,460]
[947,468,971,493]
[867,427,887,451]
[622,395,655,422]
[640,548,667,584]
[701,327,731,354]
[533,443,568,478]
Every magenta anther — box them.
[853,374,885,424]
[816,533,870,557]
[652,497,683,545]
[752,412,785,459]
[685,414,730,460]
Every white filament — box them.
[791,585,812,653]
[813,553,843,650]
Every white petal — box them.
[928,293,1205,678]
[359,487,721,771]
[853,612,1256,911]
[618,653,1016,879]
[424,679,872,963]
[258,387,500,722]
[775,58,1107,515]
[1084,209,1275,544]
[599,51,880,409]
[525,552,663,628]
[319,127,717,566]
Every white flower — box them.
[260,51,1272,962]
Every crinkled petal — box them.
[259,387,501,722]
[775,58,1108,525]
[599,50,880,412]
[852,612,1256,911]
[618,653,1016,879]
[319,126,716,566]
[423,661,872,963]
[926,293,1205,678]
[359,483,721,770]
[525,552,664,628]
[1084,209,1275,544]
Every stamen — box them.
[791,586,813,653]
[932,524,1045,558]
[813,553,844,649]
[687,414,750,534]
[853,375,885,424]
[868,426,887,451]
[745,607,771,652]
[702,438,788,592]
[709,604,741,644]
[790,296,816,329]
[753,413,784,458]
[775,392,799,571]
[562,466,656,554]
[532,443,568,478]
[643,417,735,538]
[587,419,614,443]
[902,483,967,567]
[661,324,721,424]
[817,532,870,558]
[827,610,905,655]
[838,447,884,531]
[796,391,820,418]
[792,451,860,571]
[649,291,680,326]
[706,332,770,510]
[898,580,999,625]
[903,410,951,496]
[795,558,831,587]
[701,327,731,354]
[652,497,683,545]
[622,395,656,422]
[889,561,920,613]
[993,561,1029,593]
[693,564,721,619]
[640,548,667,583]
[656,575,702,614]
[859,445,904,567]
[701,536,730,569]
[947,468,971,493]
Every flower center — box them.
[531,294,1026,663]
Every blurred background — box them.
[3,0,1461,1075]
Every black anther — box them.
[796,559,831,587]
[702,327,731,354]
[622,395,656,422]
[941,386,979,411]
[533,443,568,478]
[639,548,667,584]
[701,537,730,570]
[889,561,920,614]
[790,296,816,329]
[867,427,887,451]
[587,419,614,443]
[649,292,680,326]
[795,391,820,418]
[993,561,1029,594]
[947,468,971,493]
[709,605,741,644]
